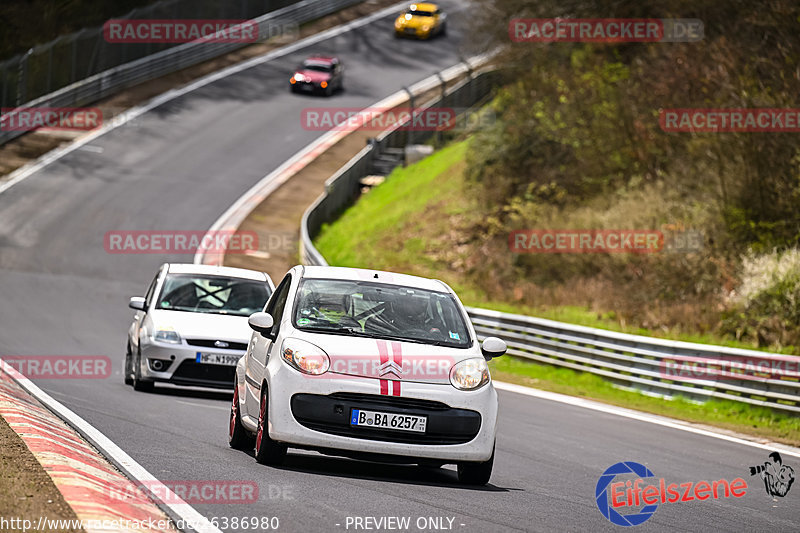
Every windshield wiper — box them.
[301,325,371,336]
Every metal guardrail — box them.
[0,0,363,146]
[298,66,800,414]
[301,63,499,266]
[468,307,800,414]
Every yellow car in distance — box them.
[394,3,447,39]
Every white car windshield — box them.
[156,274,271,316]
[292,278,471,347]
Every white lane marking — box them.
[176,400,228,410]
[494,380,800,458]
[0,359,222,533]
[0,0,411,197]
[77,145,104,153]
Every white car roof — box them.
[166,263,269,282]
[300,265,451,293]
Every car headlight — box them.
[422,25,431,32]
[450,358,490,390]
[153,327,181,344]
[294,74,305,82]
[281,338,330,375]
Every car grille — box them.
[170,360,235,389]
[328,392,451,411]
[291,393,481,445]
[185,339,248,351]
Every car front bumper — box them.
[139,340,243,389]
[265,360,498,462]
[396,26,432,38]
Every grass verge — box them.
[315,137,800,445]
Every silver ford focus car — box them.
[125,263,274,392]
[229,265,507,485]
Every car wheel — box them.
[229,384,255,450]
[132,350,154,393]
[457,447,494,485]
[254,388,287,465]
[124,342,134,386]
[440,22,447,36]
[324,85,333,97]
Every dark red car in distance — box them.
[290,56,344,96]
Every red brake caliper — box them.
[256,393,266,452]
[229,387,238,438]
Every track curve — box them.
[0,2,798,531]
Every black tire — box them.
[124,342,134,385]
[132,351,154,392]
[324,85,333,97]
[457,447,494,485]
[254,388,287,465]
[229,384,255,450]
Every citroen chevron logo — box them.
[378,360,403,377]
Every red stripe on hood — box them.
[377,340,389,395]
[391,341,403,396]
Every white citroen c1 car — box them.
[126,263,274,392]
[229,265,507,485]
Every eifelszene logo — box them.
[595,461,747,526]
[749,452,795,499]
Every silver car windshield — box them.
[292,278,471,347]
[156,274,271,317]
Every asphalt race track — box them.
[0,2,798,531]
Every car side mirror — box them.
[129,296,146,311]
[248,312,275,338]
[481,337,507,360]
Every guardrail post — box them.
[70,32,79,84]
[1,61,7,108]
[434,71,447,147]
[17,49,32,106]
[402,85,414,160]
[46,44,53,94]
